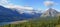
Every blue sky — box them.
[9,0,44,9]
[0,0,60,11]
[8,0,60,11]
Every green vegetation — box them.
[0,16,60,27]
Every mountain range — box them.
[0,6,60,22]
[0,6,41,22]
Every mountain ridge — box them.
[41,8,60,17]
[0,6,41,22]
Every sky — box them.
[0,0,60,11]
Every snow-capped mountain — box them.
[0,6,41,22]
[41,8,60,17]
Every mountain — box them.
[0,6,41,22]
[0,6,23,22]
[9,6,42,18]
[41,8,60,17]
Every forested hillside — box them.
[0,16,60,27]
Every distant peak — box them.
[41,8,59,17]
[49,8,53,10]
[48,8,54,10]
[47,8,57,12]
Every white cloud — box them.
[0,0,9,6]
[0,0,35,14]
[0,0,43,14]
[44,1,58,8]
[0,0,33,11]
[44,1,54,7]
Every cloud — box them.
[5,4,33,11]
[0,0,35,14]
[0,0,9,6]
[0,0,33,11]
[7,4,34,14]
[44,1,57,7]
[0,0,43,14]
